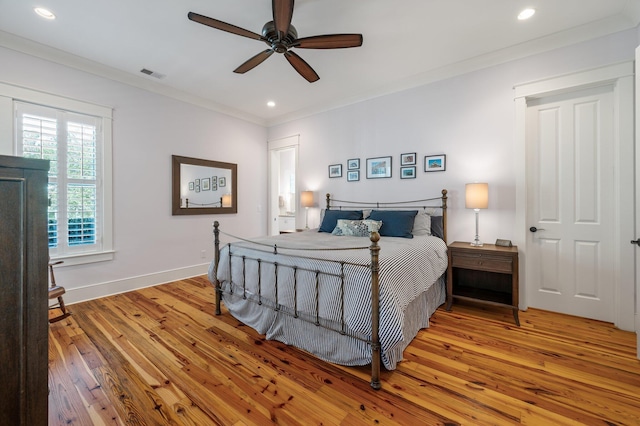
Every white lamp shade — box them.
[222,193,232,208]
[465,183,489,209]
[301,191,314,208]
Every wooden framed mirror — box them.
[172,155,237,215]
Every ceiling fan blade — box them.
[284,51,319,83]
[188,12,263,41]
[233,50,274,74]
[272,0,294,40]
[295,34,363,49]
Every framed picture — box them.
[347,170,359,182]
[195,178,200,186]
[347,158,360,170]
[188,181,194,191]
[219,177,226,187]
[401,166,416,179]
[401,152,416,166]
[424,154,446,172]
[329,164,343,178]
[195,185,200,193]
[211,176,217,185]
[366,156,392,179]
[201,177,210,191]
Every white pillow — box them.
[332,219,383,237]
[411,210,432,236]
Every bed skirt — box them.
[215,273,446,370]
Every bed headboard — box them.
[325,189,448,243]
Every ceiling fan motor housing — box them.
[262,21,297,53]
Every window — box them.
[1,82,114,266]
[17,102,102,256]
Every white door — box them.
[526,85,615,322]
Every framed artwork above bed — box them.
[366,156,392,179]
[347,170,359,181]
[329,164,343,178]
[425,154,446,172]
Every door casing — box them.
[267,135,299,236]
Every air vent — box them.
[140,68,165,79]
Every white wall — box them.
[0,46,268,303]
[268,28,638,244]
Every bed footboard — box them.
[211,220,382,390]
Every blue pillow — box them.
[318,210,363,233]
[368,210,418,238]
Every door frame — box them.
[267,135,299,236]
[514,61,635,331]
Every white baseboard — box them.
[64,263,211,305]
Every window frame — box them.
[1,82,113,266]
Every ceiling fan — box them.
[188,0,363,83]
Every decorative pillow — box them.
[411,210,432,236]
[368,210,418,238]
[332,219,383,237]
[318,210,363,233]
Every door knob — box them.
[529,226,545,233]
[631,239,640,246]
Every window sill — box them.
[50,250,115,267]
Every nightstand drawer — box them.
[451,254,512,273]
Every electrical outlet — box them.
[201,250,206,259]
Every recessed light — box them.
[34,7,56,20]
[267,101,276,108]
[518,8,536,20]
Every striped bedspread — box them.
[209,230,448,369]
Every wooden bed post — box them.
[213,221,222,315]
[369,231,381,390]
[441,189,448,243]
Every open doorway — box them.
[268,135,299,235]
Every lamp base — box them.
[470,240,483,247]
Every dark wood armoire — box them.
[0,154,49,425]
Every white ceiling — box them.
[0,0,638,126]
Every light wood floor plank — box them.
[49,276,640,425]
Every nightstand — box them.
[446,241,520,326]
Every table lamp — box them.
[465,183,488,247]
[301,191,314,229]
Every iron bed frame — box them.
[211,189,448,390]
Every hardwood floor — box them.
[48,276,640,425]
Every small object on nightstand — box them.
[495,239,512,247]
[446,241,520,326]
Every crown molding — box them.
[0,30,267,126]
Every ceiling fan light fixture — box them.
[518,8,536,20]
[34,7,56,20]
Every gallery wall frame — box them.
[401,152,416,166]
[424,154,446,172]
[347,170,360,182]
[366,156,392,179]
[401,166,416,179]
[329,164,343,178]
[347,158,360,170]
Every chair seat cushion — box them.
[48,286,66,299]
